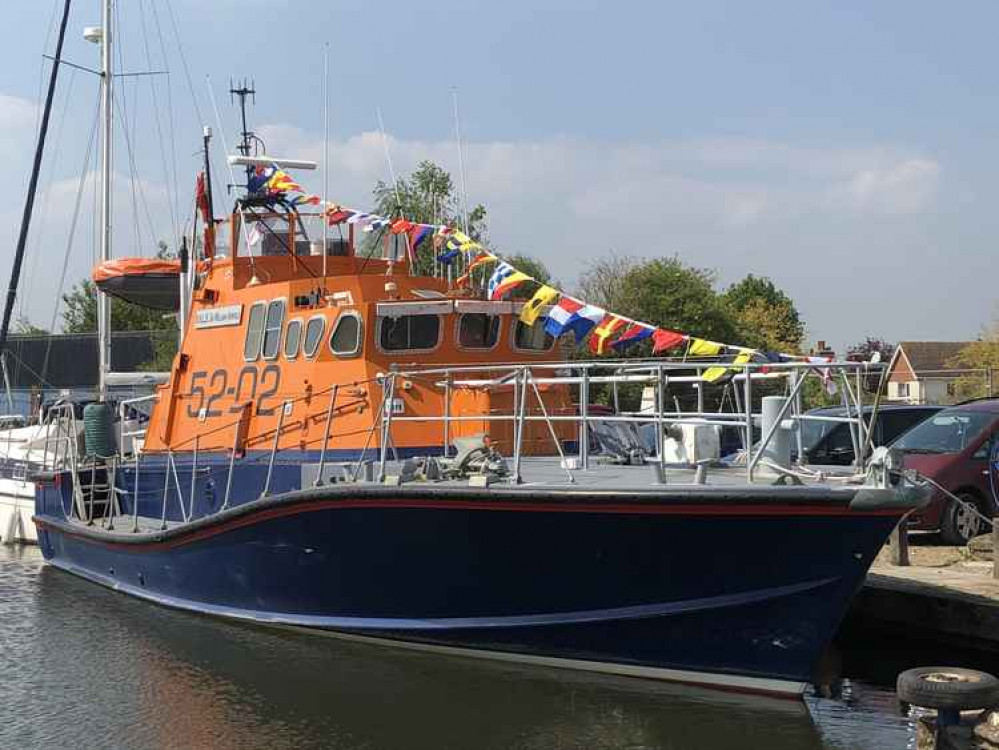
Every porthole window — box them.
[458,314,500,349]
[513,320,554,351]
[330,313,362,357]
[379,315,440,352]
[303,316,326,359]
[261,299,286,360]
[243,302,267,361]
[284,319,303,360]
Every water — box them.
[0,544,965,749]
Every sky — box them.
[0,0,997,350]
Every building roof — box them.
[895,341,974,375]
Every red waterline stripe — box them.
[37,497,901,552]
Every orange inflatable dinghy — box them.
[92,258,181,310]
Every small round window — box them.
[284,319,302,360]
[329,313,362,357]
[303,316,326,359]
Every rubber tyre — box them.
[940,493,983,546]
[897,667,999,711]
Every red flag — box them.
[326,209,353,225]
[652,329,684,354]
[589,315,628,355]
[195,172,210,224]
[390,219,415,234]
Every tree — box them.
[13,317,47,335]
[495,253,557,300]
[846,337,896,363]
[577,253,639,314]
[371,161,487,273]
[597,256,741,345]
[61,279,177,335]
[948,322,999,400]
[723,275,804,353]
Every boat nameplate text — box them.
[195,304,243,329]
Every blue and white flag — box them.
[486,261,516,299]
[544,297,605,343]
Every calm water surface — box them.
[0,545,966,749]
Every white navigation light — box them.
[83,26,103,44]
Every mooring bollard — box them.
[890,520,910,567]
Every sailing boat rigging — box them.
[0,0,73,544]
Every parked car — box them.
[892,399,999,544]
[799,404,942,466]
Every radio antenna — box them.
[229,78,257,185]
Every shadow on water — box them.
[0,544,924,750]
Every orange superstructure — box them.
[141,210,573,459]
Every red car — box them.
[892,399,999,544]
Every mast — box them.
[97,0,113,401]
[0,0,73,409]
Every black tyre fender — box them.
[897,666,999,710]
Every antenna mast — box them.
[229,79,256,187]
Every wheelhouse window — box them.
[513,320,554,351]
[284,319,303,360]
[380,315,440,351]
[243,302,267,361]
[330,312,362,357]
[458,314,500,349]
[261,300,286,360]
[303,316,326,359]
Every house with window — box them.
[885,341,976,405]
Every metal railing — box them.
[378,358,880,485]
[42,358,882,532]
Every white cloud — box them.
[0,98,950,340]
[839,158,940,215]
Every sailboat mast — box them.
[97,0,113,400]
[0,0,73,410]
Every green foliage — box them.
[501,254,553,287]
[801,376,841,410]
[13,317,47,335]
[61,242,178,369]
[138,330,180,372]
[60,280,177,335]
[948,322,999,400]
[578,254,740,347]
[371,160,487,274]
[723,275,804,353]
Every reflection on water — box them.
[1,545,913,749]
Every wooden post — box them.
[993,518,999,579]
[890,520,910,567]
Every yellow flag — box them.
[688,338,723,357]
[519,285,560,325]
[467,252,497,272]
[702,351,753,383]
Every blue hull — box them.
[33,482,899,697]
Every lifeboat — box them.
[92,258,183,311]
[33,94,930,701]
